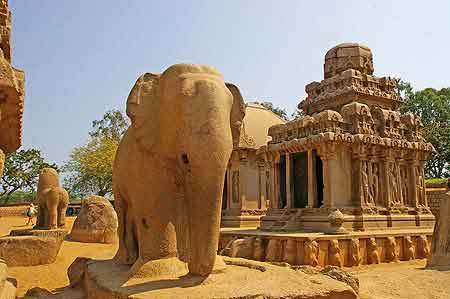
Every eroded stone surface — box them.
[0,236,63,266]
[427,191,450,269]
[56,257,358,299]
[69,196,118,244]
[0,259,16,299]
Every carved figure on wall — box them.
[35,168,69,230]
[416,235,430,259]
[253,238,265,261]
[265,239,282,262]
[232,171,240,203]
[386,237,398,262]
[367,238,380,264]
[400,166,408,206]
[112,65,246,276]
[403,236,415,260]
[361,161,371,204]
[304,239,319,266]
[349,238,361,266]
[369,163,379,205]
[388,163,400,205]
[416,166,425,206]
[283,239,297,265]
[329,239,343,267]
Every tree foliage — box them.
[0,149,58,204]
[63,110,129,197]
[253,101,289,120]
[397,80,450,178]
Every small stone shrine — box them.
[220,43,435,269]
[260,43,435,231]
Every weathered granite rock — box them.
[0,259,16,299]
[69,196,118,244]
[10,228,68,239]
[427,191,450,269]
[0,236,63,266]
[54,256,358,299]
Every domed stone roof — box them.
[238,103,286,149]
[324,43,373,79]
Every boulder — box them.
[0,236,63,266]
[0,259,16,299]
[427,191,450,269]
[68,196,118,244]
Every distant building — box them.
[221,103,286,227]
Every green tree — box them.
[397,80,450,178]
[0,149,58,204]
[89,109,129,142]
[253,101,289,120]
[63,110,129,197]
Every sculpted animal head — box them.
[37,168,60,192]
[125,64,245,152]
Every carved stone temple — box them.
[219,43,435,269]
[257,43,434,232]
[0,0,25,169]
[221,103,286,227]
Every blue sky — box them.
[10,0,450,165]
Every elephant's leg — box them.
[113,185,138,265]
[185,139,232,276]
[57,190,69,228]
[47,190,59,229]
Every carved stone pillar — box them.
[408,160,418,208]
[239,151,248,210]
[285,153,293,209]
[257,161,266,209]
[307,149,317,208]
[321,153,335,208]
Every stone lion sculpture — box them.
[35,168,69,230]
[113,64,245,276]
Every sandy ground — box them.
[0,216,117,297]
[0,216,449,299]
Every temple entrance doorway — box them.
[278,155,287,208]
[293,152,308,208]
[314,151,324,207]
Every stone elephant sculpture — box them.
[35,168,69,229]
[113,64,245,276]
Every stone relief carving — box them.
[304,239,319,266]
[253,238,265,261]
[361,161,371,205]
[328,240,343,267]
[349,238,361,266]
[416,166,426,206]
[385,237,398,262]
[416,235,430,259]
[283,239,297,265]
[367,238,380,264]
[369,162,379,205]
[265,239,282,262]
[388,163,400,206]
[400,165,409,206]
[403,236,415,261]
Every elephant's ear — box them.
[226,83,246,148]
[126,73,161,152]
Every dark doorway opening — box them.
[222,173,228,210]
[293,152,308,208]
[278,155,287,208]
[315,151,324,207]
